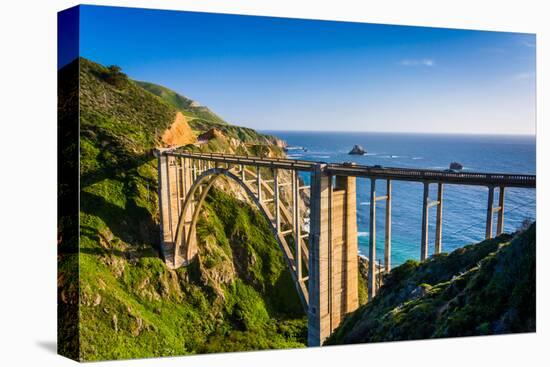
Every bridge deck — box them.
[166,151,316,170]
[164,150,536,188]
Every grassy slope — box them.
[326,223,536,345]
[136,80,228,126]
[58,58,306,361]
[58,58,80,359]
[137,80,283,147]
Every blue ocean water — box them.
[264,131,536,266]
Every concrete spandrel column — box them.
[420,182,429,261]
[384,180,392,272]
[497,186,505,236]
[486,186,495,239]
[168,156,182,244]
[368,178,377,300]
[435,183,443,254]
[274,169,280,232]
[294,170,302,281]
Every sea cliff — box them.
[325,223,535,345]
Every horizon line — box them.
[259,129,536,137]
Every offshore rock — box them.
[349,144,366,155]
[449,161,464,170]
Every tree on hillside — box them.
[101,65,127,87]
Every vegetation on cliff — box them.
[58,58,306,361]
[137,80,284,148]
[325,223,536,345]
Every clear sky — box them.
[76,5,536,135]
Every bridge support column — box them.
[156,152,171,245]
[257,166,262,202]
[179,158,187,208]
[274,169,281,232]
[435,183,443,254]
[486,186,495,239]
[421,182,430,261]
[308,165,359,347]
[384,180,392,273]
[337,174,359,317]
[167,156,183,244]
[368,178,377,300]
[497,186,505,236]
[155,151,198,268]
[181,159,196,265]
[293,170,302,280]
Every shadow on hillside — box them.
[79,122,158,189]
[80,190,160,255]
[78,230,158,260]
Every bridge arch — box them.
[156,151,382,346]
[171,167,309,308]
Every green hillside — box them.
[136,80,228,125]
[325,223,536,345]
[136,80,283,146]
[58,58,306,361]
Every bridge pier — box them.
[274,169,281,232]
[497,186,505,236]
[435,183,443,254]
[157,152,171,244]
[384,180,392,273]
[308,165,359,346]
[368,178,377,300]
[421,182,429,260]
[156,151,196,267]
[256,166,262,201]
[367,178,392,299]
[486,186,494,239]
[420,182,444,261]
[292,170,302,280]
[486,186,505,239]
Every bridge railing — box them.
[165,150,316,171]
[164,150,535,188]
[326,164,536,188]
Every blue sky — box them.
[75,5,536,135]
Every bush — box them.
[102,65,128,87]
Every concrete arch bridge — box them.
[155,149,535,346]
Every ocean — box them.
[263,131,536,266]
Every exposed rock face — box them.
[349,144,366,155]
[197,128,224,142]
[272,137,288,149]
[449,161,464,170]
[161,111,196,147]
